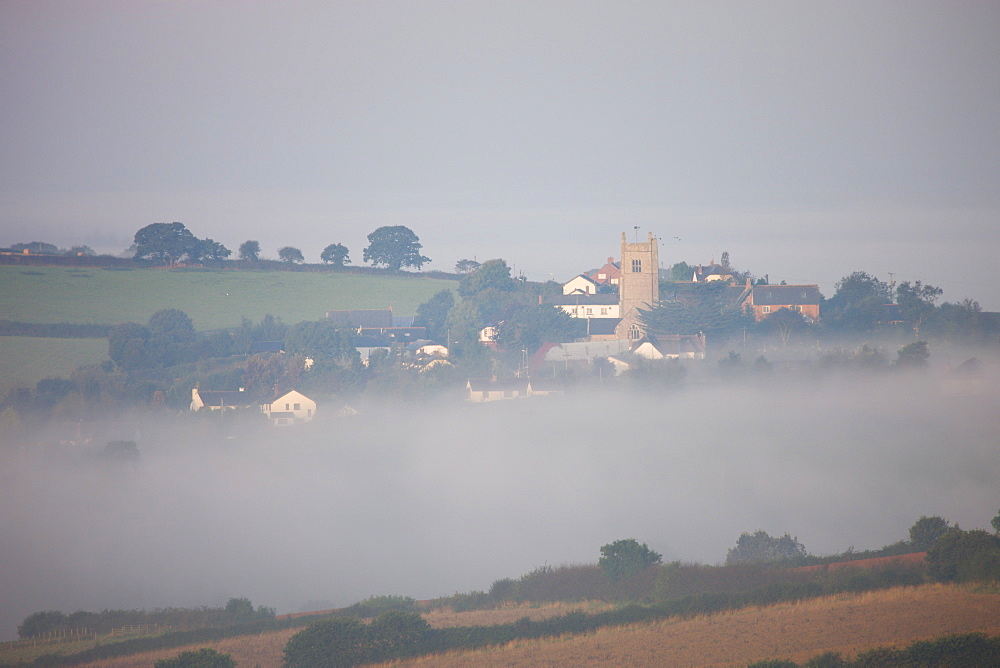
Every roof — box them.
[404,339,443,351]
[542,339,632,362]
[466,378,530,392]
[357,326,427,340]
[326,309,393,327]
[585,318,622,335]
[249,341,284,354]
[547,294,620,306]
[751,285,822,306]
[196,390,254,408]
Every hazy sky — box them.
[2,1,999,306]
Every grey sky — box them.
[1,1,998,305]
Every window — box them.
[762,306,771,314]
[631,259,642,273]
[586,308,593,315]
[598,273,606,279]
[629,324,641,340]
[294,403,301,410]
[793,305,802,312]
[285,402,290,410]
[600,307,607,315]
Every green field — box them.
[0,336,108,392]
[0,266,456,331]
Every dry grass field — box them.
[74,584,998,667]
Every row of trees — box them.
[130,223,430,270]
[639,270,993,349]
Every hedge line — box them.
[749,632,1000,667]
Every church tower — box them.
[615,231,659,341]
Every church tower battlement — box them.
[615,231,659,341]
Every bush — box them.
[283,617,369,668]
[926,529,1000,582]
[154,648,235,668]
[599,539,663,581]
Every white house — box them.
[261,390,317,426]
[562,274,599,295]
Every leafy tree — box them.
[11,241,61,254]
[761,307,808,347]
[238,240,261,261]
[147,308,197,367]
[283,617,370,668]
[726,530,807,565]
[993,510,1000,535]
[414,289,455,342]
[278,246,305,264]
[599,538,663,581]
[368,610,430,652]
[284,321,358,364]
[670,261,692,282]
[455,258,480,274]
[67,245,96,256]
[896,280,943,337]
[155,648,235,668]
[190,238,231,264]
[497,303,586,354]
[640,281,751,342]
[458,259,517,296]
[823,271,891,332]
[133,222,199,265]
[909,515,955,551]
[108,322,153,371]
[321,243,351,266]
[18,610,66,638]
[926,528,1000,582]
[363,225,430,271]
[895,341,930,369]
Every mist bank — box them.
[1,372,998,640]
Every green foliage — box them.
[134,222,200,265]
[640,281,751,341]
[18,610,67,638]
[599,539,663,581]
[726,530,807,565]
[363,225,430,271]
[282,617,371,667]
[413,289,455,342]
[284,321,358,365]
[925,528,1000,582]
[761,307,808,346]
[455,258,480,274]
[992,509,1000,534]
[238,240,261,261]
[154,648,236,668]
[10,241,61,254]
[278,246,305,264]
[458,259,517,296]
[894,340,929,368]
[670,261,692,281]
[764,632,1000,667]
[823,271,891,332]
[340,595,417,618]
[908,515,954,551]
[321,243,350,266]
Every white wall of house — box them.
[262,390,316,423]
[562,275,598,295]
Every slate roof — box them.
[585,318,622,336]
[357,326,426,340]
[196,390,255,408]
[547,294,620,306]
[249,341,284,354]
[750,285,822,306]
[326,309,393,328]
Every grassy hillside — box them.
[65,584,1000,668]
[0,266,456,331]
[0,337,107,392]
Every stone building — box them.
[615,231,659,341]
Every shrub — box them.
[154,648,235,668]
[926,529,1000,582]
[283,617,369,668]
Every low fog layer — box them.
[2,373,998,639]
